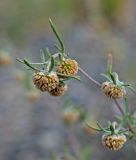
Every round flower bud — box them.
[61,108,80,124]
[26,91,40,102]
[82,119,97,135]
[33,72,59,92]
[0,54,12,66]
[13,70,25,82]
[56,59,78,76]
[49,83,68,96]
[102,82,125,99]
[102,134,127,151]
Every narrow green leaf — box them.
[84,121,102,132]
[107,53,112,74]
[109,124,115,134]
[24,59,40,71]
[48,56,55,73]
[54,44,61,52]
[40,49,46,63]
[127,85,136,95]
[121,84,130,87]
[49,18,65,56]
[45,48,52,58]
[101,73,112,82]
[110,73,116,84]
[112,72,119,84]
[16,58,24,64]
[96,122,110,133]
[57,73,81,81]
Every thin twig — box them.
[114,99,134,133]
[17,52,134,133]
[114,99,125,116]
[79,67,101,87]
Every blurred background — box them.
[0,0,136,159]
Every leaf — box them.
[101,73,112,82]
[45,48,52,59]
[24,59,39,71]
[107,53,113,74]
[54,44,61,52]
[57,73,81,81]
[112,72,119,84]
[96,122,110,133]
[109,73,116,84]
[48,56,55,73]
[127,85,136,95]
[109,124,115,134]
[40,49,46,63]
[49,18,65,57]
[84,121,101,132]
[16,58,24,64]
[121,84,130,87]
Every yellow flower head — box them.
[56,59,78,76]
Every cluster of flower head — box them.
[33,58,79,96]
[16,19,136,152]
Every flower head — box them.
[102,82,125,99]
[0,53,12,66]
[56,58,78,76]
[102,134,127,151]
[26,90,40,102]
[61,107,80,124]
[49,82,68,96]
[33,72,59,92]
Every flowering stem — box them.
[114,99,134,133]
[78,67,101,87]
[51,53,134,134]
[77,63,134,133]
[17,52,134,134]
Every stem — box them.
[114,99,134,133]
[77,61,134,134]
[79,67,101,87]
[114,99,124,116]
[124,97,129,114]
[68,126,81,160]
